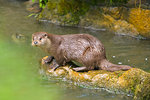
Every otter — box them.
[32,32,132,72]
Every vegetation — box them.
[36,0,128,25]
[32,0,129,9]
[32,0,48,8]
[38,0,90,25]
[31,0,150,38]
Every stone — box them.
[40,56,150,100]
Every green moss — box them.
[47,1,57,10]
[133,76,150,100]
[39,0,89,25]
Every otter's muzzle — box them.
[34,41,38,45]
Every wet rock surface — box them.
[41,56,150,100]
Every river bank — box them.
[26,0,150,38]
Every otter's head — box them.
[32,32,51,47]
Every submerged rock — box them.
[41,56,150,100]
[11,33,27,43]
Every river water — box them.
[0,0,150,100]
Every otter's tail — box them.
[99,59,132,72]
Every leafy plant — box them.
[39,0,48,8]
[107,0,128,5]
[32,0,48,8]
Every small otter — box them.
[32,32,132,72]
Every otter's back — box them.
[59,34,106,64]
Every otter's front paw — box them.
[44,56,54,64]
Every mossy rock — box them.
[38,0,89,26]
[29,0,150,38]
[128,8,150,38]
[79,8,139,36]
[91,7,150,38]
[41,56,150,100]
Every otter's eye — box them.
[39,38,42,40]
[44,34,47,36]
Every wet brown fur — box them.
[32,32,132,72]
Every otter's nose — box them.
[34,41,38,45]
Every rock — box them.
[38,0,89,26]
[80,8,139,36]
[25,0,41,13]
[100,7,150,37]
[26,0,150,38]
[128,8,150,37]
[11,33,27,43]
[103,14,139,36]
[41,56,150,100]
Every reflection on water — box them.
[0,0,149,100]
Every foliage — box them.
[33,0,129,8]
[39,0,48,8]
[37,0,130,25]
[57,0,89,16]
[107,0,128,5]
[32,0,48,8]
[75,0,129,6]
[43,0,90,25]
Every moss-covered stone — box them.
[128,8,150,37]
[80,9,139,36]
[41,56,150,100]
[38,0,89,26]
[95,7,150,37]
[34,0,150,38]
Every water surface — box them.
[0,0,150,100]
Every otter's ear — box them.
[44,33,47,36]
[44,33,48,38]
